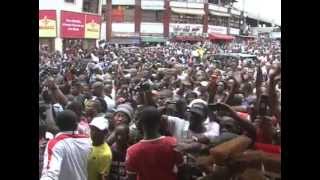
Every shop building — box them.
[39,0,102,52]
[40,0,279,51]
[100,0,277,44]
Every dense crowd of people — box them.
[39,38,281,180]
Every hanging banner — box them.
[170,23,203,36]
[39,10,57,37]
[85,14,101,39]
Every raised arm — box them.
[47,77,68,106]
[268,65,281,124]
[224,73,241,105]
[207,74,218,104]
[255,65,263,113]
[215,103,256,142]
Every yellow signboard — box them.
[85,20,100,39]
[39,10,57,38]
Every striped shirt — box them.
[41,131,92,180]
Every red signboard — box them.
[39,10,56,20]
[61,11,85,38]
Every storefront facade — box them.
[140,0,166,44]
[39,0,277,49]
[60,11,101,50]
[39,0,102,52]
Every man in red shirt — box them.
[125,106,183,180]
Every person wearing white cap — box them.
[88,117,112,180]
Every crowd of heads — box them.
[39,38,281,179]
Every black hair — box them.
[42,90,52,104]
[96,97,108,113]
[66,101,83,118]
[55,110,79,132]
[139,106,161,130]
[186,92,198,99]
[230,93,245,106]
[115,124,130,135]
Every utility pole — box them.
[227,4,231,35]
[106,0,112,42]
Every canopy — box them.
[238,35,257,39]
[141,6,164,10]
[173,35,203,42]
[110,37,140,44]
[141,36,166,43]
[209,10,230,17]
[208,33,235,41]
[171,7,205,16]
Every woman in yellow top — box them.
[88,117,112,180]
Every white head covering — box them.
[188,98,208,108]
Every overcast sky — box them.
[234,0,281,25]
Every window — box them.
[208,15,228,27]
[171,13,203,24]
[142,10,163,23]
[83,0,99,14]
[229,15,240,28]
[65,0,75,3]
[208,0,219,4]
[112,5,134,22]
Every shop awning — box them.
[141,6,164,10]
[141,36,166,43]
[110,37,140,44]
[171,8,205,16]
[209,10,230,17]
[238,35,257,39]
[173,35,203,42]
[208,33,235,41]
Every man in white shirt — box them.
[41,110,92,180]
[104,84,116,112]
[162,99,220,143]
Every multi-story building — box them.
[39,0,278,51]
[39,0,102,52]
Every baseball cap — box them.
[90,116,109,131]
[189,103,207,118]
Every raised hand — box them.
[255,65,263,88]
